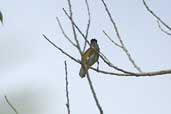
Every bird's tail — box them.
[79,66,87,78]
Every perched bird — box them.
[79,39,100,78]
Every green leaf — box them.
[0,11,3,24]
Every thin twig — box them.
[64,61,70,114]
[90,67,130,76]
[95,49,171,76]
[100,0,142,72]
[86,72,104,114]
[42,34,80,64]
[67,0,82,55]
[103,30,122,48]
[5,95,19,114]
[63,8,88,43]
[130,69,171,76]
[157,20,171,36]
[83,0,91,52]
[56,17,77,47]
[90,67,171,76]
[84,0,91,38]
[143,0,171,31]
[98,50,137,75]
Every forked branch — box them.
[143,0,171,35]
[100,0,142,72]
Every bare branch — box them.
[103,30,122,48]
[143,0,171,31]
[64,61,70,114]
[133,69,171,76]
[67,0,82,55]
[56,17,77,47]
[43,34,171,77]
[5,95,19,114]
[100,57,138,75]
[100,0,142,72]
[100,0,122,44]
[42,34,80,64]
[86,72,104,114]
[63,8,88,43]
[84,0,91,38]
[157,20,171,36]
[97,50,171,76]
[90,67,171,77]
[90,67,130,76]
[121,45,142,73]
[83,0,91,52]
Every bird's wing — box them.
[82,48,93,60]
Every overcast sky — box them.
[0,0,171,114]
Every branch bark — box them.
[64,61,71,114]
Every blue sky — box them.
[0,0,171,114]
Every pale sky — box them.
[0,0,171,114]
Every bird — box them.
[79,39,100,78]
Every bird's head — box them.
[90,38,97,46]
[90,38,99,51]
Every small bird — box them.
[79,39,100,78]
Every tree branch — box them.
[63,8,89,44]
[83,0,91,52]
[104,30,140,69]
[64,61,71,114]
[42,34,80,64]
[100,0,142,72]
[91,67,171,77]
[103,30,122,48]
[5,95,19,114]
[86,72,104,114]
[157,20,171,36]
[56,17,77,47]
[143,0,171,32]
